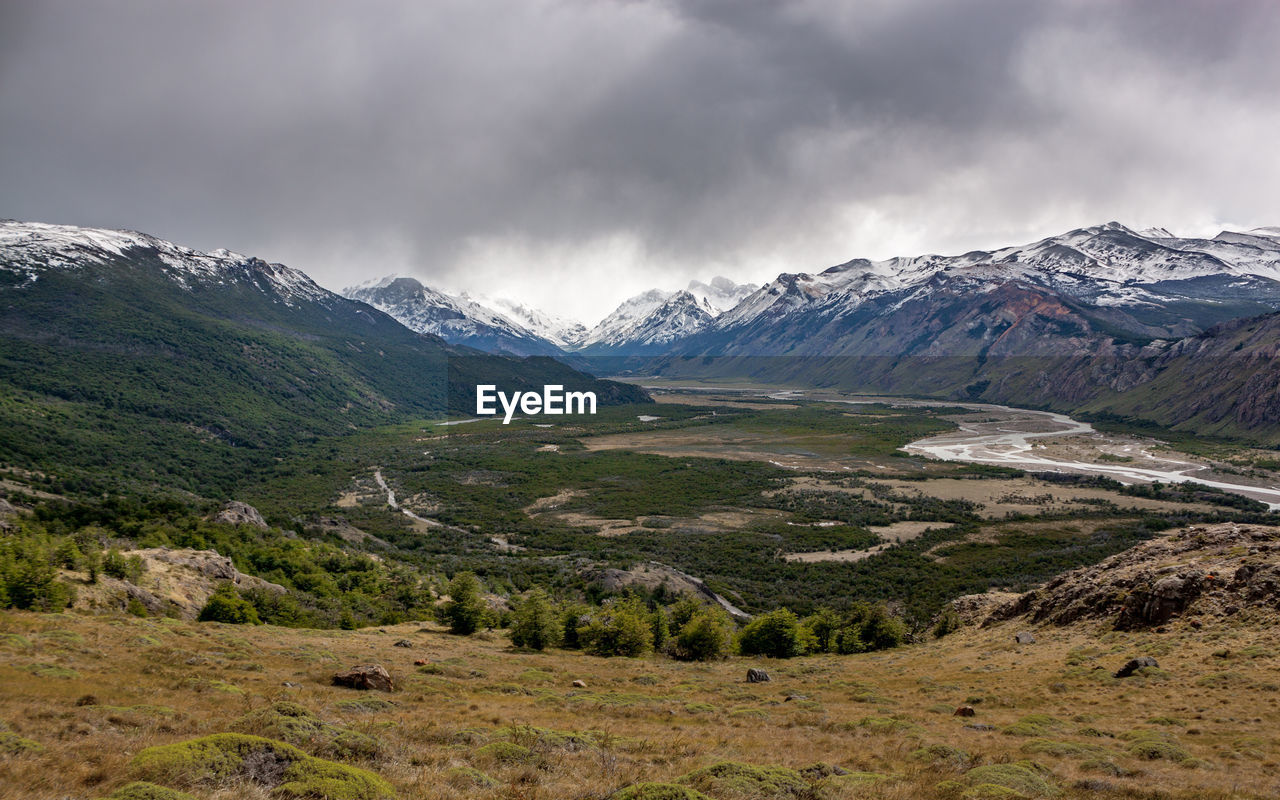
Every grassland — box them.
[2,602,1278,800]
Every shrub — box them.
[128,733,393,799]
[1127,738,1192,762]
[677,761,809,800]
[100,783,200,800]
[579,598,654,658]
[509,588,561,650]
[613,784,713,800]
[444,572,488,635]
[933,607,962,638]
[473,741,532,765]
[231,702,381,761]
[671,606,735,661]
[738,609,808,658]
[197,583,261,625]
[962,762,1057,797]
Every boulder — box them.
[953,706,976,717]
[571,679,587,688]
[746,668,771,683]
[1014,631,1036,644]
[1114,656,1159,678]
[392,639,413,648]
[333,664,395,692]
[208,501,269,529]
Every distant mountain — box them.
[637,222,1280,441]
[479,296,589,349]
[0,221,647,494]
[343,276,572,359]
[578,277,758,355]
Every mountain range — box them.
[0,220,646,495]
[342,275,758,359]
[341,221,1280,441]
[6,217,1280,456]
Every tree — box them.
[443,571,488,635]
[737,608,810,658]
[671,606,735,661]
[560,603,590,650]
[197,583,261,625]
[579,598,654,657]
[509,588,562,650]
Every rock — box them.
[332,664,395,692]
[74,694,98,707]
[1014,631,1036,644]
[208,501,269,529]
[281,682,300,688]
[784,694,807,702]
[964,723,995,731]
[953,706,976,717]
[392,639,413,648]
[571,679,587,688]
[1114,656,1159,678]
[981,524,1280,630]
[746,668,771,683]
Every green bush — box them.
[677,761,809,800]
[613,784,714,800]
[671,606,735,661]
[197,583,261,625]
[128,733,393,799]
[444,572,489,635]
[579,598,654,658]
[962,762,1057,797]
[509,588,561,650]
[738,609,809,658]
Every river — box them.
[886,400,1280,510]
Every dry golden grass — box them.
[2,608,1279,799]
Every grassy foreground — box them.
[2,607,1278,799]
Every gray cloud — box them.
[2,0,1278,322]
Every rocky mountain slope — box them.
[965,522,1280,630]
[343,276,571,358]
[577,277,758,356]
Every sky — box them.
[2,0,1279,325]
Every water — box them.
[891,401,1280,510]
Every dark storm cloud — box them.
[2,0,1278,321]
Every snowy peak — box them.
[0,219,329,306]
[686,276,758,316]
[343,275,571,358]
[476,296,588,349]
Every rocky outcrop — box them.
[208,501,269,529]
[585,561,752,622]
[1115,657,1160,678]
[746,669,771,683]
[969,524,1280,629]
[68,547,285,620]
[333,665,395,692]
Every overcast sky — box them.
[2,0,1279,324]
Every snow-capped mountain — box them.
[579,277,757,355]
[0,219,331,306]
[686,276,758,315]
[343,276,574,359]
[708,222,1280,338]
[477,296,589,349]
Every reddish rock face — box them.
[333,664,395,692]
